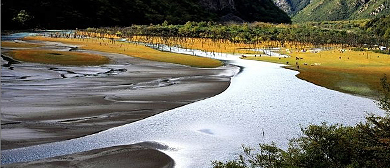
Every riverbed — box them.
[2,43,384,167]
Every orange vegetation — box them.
[23,36,222,68]
[1,41,42,48]
[127,36,320,55]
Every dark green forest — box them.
[2,0,290,30]
[365,15,390,40]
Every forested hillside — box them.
[2,0,290,30]
[273,0,390,22]
[365,15,390,39]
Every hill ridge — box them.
[272,0,390,22]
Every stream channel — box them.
[1,34,385,167]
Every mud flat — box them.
[1,40,239,150]
[2,142,175,168]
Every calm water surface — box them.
[1,44,384,167]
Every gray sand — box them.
[3,142,175,168]
[1,41,239,150]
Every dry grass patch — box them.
[1,41,42,48]
[8,49,110,66]
[23,36,223,68]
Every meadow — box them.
[2,41,109,66]
[8,49,110,66]
[23,36,223,68]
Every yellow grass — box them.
[1,41,42,48]
[23,36,222,68]
[246,49,390,98]
[9,49,110,66]
[128,36,319,55]
[75,31,317,55]
[76,31,120,39]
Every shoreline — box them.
[1,39,239,151]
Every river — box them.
[1,37,384,167]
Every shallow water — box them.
[1,33,38,41]
[1,41,385,167]
[1,30,73,41]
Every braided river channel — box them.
[1,34,385,167]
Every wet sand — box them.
[3,142,175,168]
[1,40,239,151]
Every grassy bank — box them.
[1,41,42,48]
[23,36,223,68]
[8,49,110,66]
[245,49,390,98]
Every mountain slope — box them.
[199,0,291,23]
[2,0,290,30]
[291,0,390,22]
[272,0,311,16]
[365,15,390,39]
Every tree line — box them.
[82,18,390,49]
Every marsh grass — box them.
[1,41,42,48]
[23,36,222,68]
[246,49,390,98]
[9,49,110,66]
